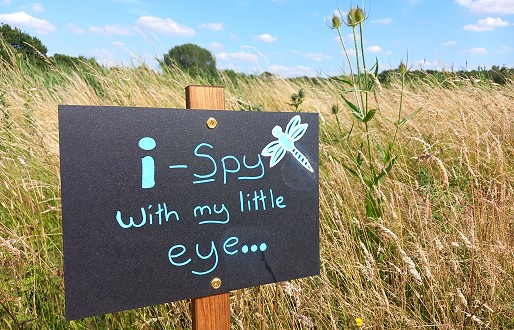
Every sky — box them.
[0,0,513,77]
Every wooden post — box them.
[185,85,231,330]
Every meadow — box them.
[0,46,513,329]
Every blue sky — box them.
[0,0,513,77]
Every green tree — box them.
[49,53,101,69]
[162,43,220,82]
[0,23,47,65]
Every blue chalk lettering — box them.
[276,196,286,208]
[223,237,239,255]
[147,204,153,224]
[239,191,244,213]
[141,157,155,189]
[169,164,188,169]
[193,143,217,184]
[193,203,230,225]
[193,178,215,184]
[238,188,285,212]
[221,155,240,184]
[139,137,156,150]
[156,204,164,224]
[139,137,156,189]
[115,209,146,228]
[194,205,210,217]
[259,190,266,211]
[168,245,191,266]
[240,241,266,254]
[116,203,178,229]
[238,154,265,181]
[162,203,179,222]
[192,241,218,275]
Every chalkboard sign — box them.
[59,105,319,320]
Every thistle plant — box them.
[330,6,419,218]
[289,88,305,112]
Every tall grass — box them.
[1,48,513,329]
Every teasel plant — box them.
[329,5,421,219]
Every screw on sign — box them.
[210,277,222,290]
[206,117,218,129]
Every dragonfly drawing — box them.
[261,115,314,172]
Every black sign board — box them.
[59,105,319,320]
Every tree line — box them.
[377,65,513,86]
[1,23,512,85]
[0,24,220,80]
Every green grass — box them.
[0,52,513,329]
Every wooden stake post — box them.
[185,85,231,330]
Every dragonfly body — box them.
[262,115,314,173]
[274,126,294,150]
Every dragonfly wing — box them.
[270,147,286,167]
[288,123,308,142]
[262,140,286,167]
[285,115,301,135]
[285,115,308,142]
[261,140,281,156]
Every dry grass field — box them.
[1,53,513,329]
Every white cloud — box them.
[455,0,514,15]
[463,17,510,31]
[304,52,330,61]
[199,22,224,31]
[0,0,12,5]
[89,24,132,35]
[372,18,393,25]
[0,11,55,34]
[32,3,44,12]
[208,42,224,51]
[255,33,277,43]
[442,40,458,46]
[268,65,318,78]
[216,52,259,62]
[367,45,383,53]
[497,46,513,53]
[464,47,488,54]
[88,26,102,33]
[136,16,195,37]
[111,41,125,47]
[68,22,85,34]
[416,59,441,68]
